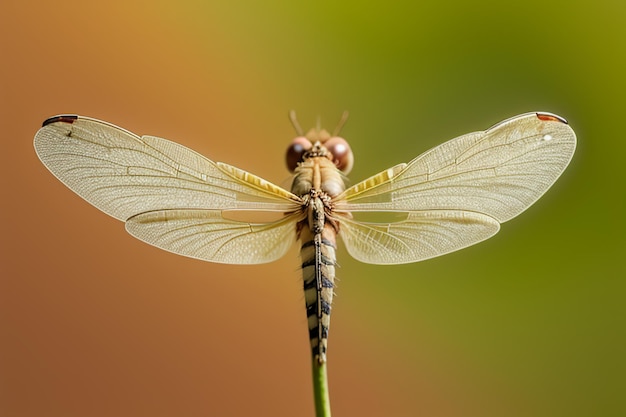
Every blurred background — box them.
[1,1,624,416]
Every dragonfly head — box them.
[285,111,354,174]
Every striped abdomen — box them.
[300,220,337,364]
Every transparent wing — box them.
[335,112,576,223]
[126,209,299,264]
[338,210,500,264]
[34,115,301,222]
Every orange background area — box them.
[1,1,624,416]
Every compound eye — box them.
[286,137,312,172]
[325,136,354,174]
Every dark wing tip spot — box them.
[536,112,568,124]
[42,115,79,127]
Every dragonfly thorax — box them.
[290,157,347,198]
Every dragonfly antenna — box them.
[333,111,350,136]
[288,110,304,136]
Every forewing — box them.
[339,210,500,264]
[34,115,300,221]
[126,210,299,264]
[335,113,576,223]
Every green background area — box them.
[2,1,623,416]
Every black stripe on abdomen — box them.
[300,225,337,364]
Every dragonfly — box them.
[34,111,576,364]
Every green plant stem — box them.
[312,359,331,417]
